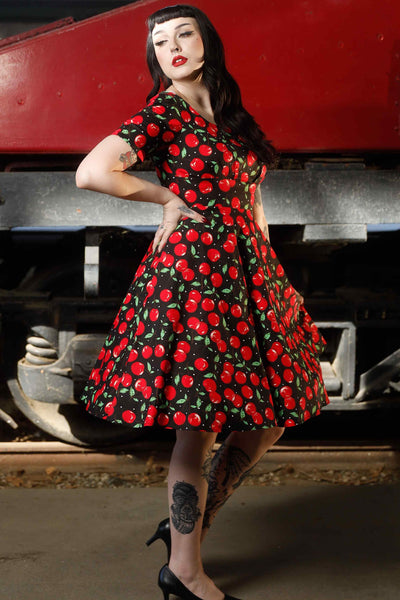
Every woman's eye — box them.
[154,40,167,47]
[179,30,193,38]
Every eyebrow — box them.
[153,22,193,36]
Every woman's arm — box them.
[75,134,173,206]
[252,185,270,242]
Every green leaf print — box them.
[312,405,317,413]
[182,147,187,158]
[119,388,128,394]
[214,164,219,174]
[205,404,212,412]
[174,375,180,385]
[222,288,232,293]
[222,264,228,274]
[177,399,187,404]
[141,402,146,412]
[240,409,245,419]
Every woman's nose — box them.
[170,39,180,53]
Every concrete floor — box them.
[1,482,399,600]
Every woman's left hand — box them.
[293,288,305,305]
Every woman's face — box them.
[151,17,204,83]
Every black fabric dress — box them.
[79,91,330,433]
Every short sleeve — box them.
[112,93,174,164]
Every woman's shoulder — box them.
[146,90,179,110]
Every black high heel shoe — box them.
[146,517,171,560]
[158,563,243,600]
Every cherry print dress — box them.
[80,91,330,433]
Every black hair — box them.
[146,4,279,168]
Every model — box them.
[76,4,330,599]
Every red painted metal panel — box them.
[0,0,399,154]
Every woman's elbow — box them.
[75,163,92,189]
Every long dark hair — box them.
[146,4,279,169]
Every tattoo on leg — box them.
[170,481,201,534]
[201,447,213,482]
[202,443,253,530]
[119,150,137,170]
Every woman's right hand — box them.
[152,194,207,254]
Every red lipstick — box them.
[172,55,188,67]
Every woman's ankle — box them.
[167,559,204,581]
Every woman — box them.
[76,5,330,600]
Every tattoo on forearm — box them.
[119,150,137,170]
[201,447,213,482]
[170,480,202,534]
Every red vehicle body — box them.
[0,0,399,445]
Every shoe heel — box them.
[160,589,169,600]
[145,530,160,547]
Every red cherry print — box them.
[194,358,209,371]
[157,413,169,426]
[247,151,257,166]
[182,374,194,387]
[283,369,294,383]
[241,384,253,398]
[162,131,175,143]
[194,116,206,127]
[265,407,275,420]
[174,243,187,256]
[160,289,173,302]
[131,361,145,376]
[237,321,250,335]
[147,123,160,137]
[284,397,296,410]
[199,144,212,156]
[190,158,204,171]
[207,248,220,262]
[104,401,115,416]
[122,410,136,423]
[152,105,165,115]
[199,181,213,194]
[121,372,132,387]
[168,118,182,132]
[168,144,180,156]
[175,259,188,272]
[276,264,284,277]
[181,110,191,122]
[173,412,186,425]
[245,402,257,415]
[306,386,313,400]
[266,348,278,362]
[169,182,180,195]
[176,168,189,178]
[210,392,222,404]
[188,413,201,427]
[284,418,296,427]
[253,412,263,425]
[186,229,199,242]
[282,354,292,367]
[134,134,146,148]
[185,189,197,202]
[211,420,222,432]
[182,268,195,281]
[118,322,127,334]
[223,150,233,162]
[186,133,199,147]
[215,411,227,424]
[218,179,231,192]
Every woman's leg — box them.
[200,426,285,541]
[167,429,225,600]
